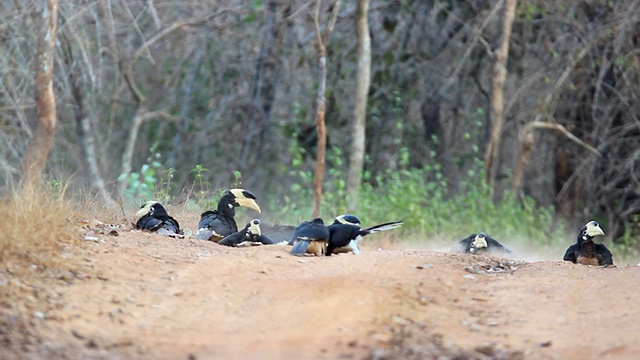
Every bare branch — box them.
[511,121,603,193]
[323,0,340,44]
[124,10,229,103]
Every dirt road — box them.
[2,226,639,360]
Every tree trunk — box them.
[312,0,340,218]
[483,0,516,195]
[346,0,371,209]
[313,53,328,218]
[21,0,59,186]
[59,32,115,205]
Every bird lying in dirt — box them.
[219,219,274,247]
[135,201,183,237]
[454,233,512,255]
[563,220,613,266]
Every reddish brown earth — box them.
[2,222,639,360]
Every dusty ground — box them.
[1,221,639,360]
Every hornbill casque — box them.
[563,220,613,266]
[326,214,404,256]
[195,189,262,242]
[135,201,182,237]
[219,219,274,247]
[290,218,330,256]
[455,233,512,255]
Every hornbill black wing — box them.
[290,218,329,256]
[454,234,477,253]
[326,224,361,256]
[155,216,182,237]
[136,215,165,232]
[195,210,237,241]
[485,235,512,254]
[595,243,614,266]
[563,243,578,263]
[219,230,248,247]
[255,234,274,245]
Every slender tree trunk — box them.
[346,0,371,209]
[59,32,114,205]
[21,0,59,186]
[313,54,328,218]
[312,0,340,218]
[483,0,516,195]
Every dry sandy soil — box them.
[1,220,639,360]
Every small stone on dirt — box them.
[86,339,98,348]
[475,342,496,356]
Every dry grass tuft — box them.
[0,187,90,356]
[0,187,81,272]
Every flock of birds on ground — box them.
[134,188,614,266]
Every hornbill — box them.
[135,201,182,237]
[284,214,366,246]
[195,188,262,242]
[290,218,330,256]
[326,214,404,256]
[563,220,613,266]
[455,233,512,255]
[219,219,274,247]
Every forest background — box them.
[2,0,640,257]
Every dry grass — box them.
[0,186,90,356]
[0,187,81,269]
[0,185,90,322]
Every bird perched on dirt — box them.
[326,214,404,256]
[455,233,512,255]
[219,219,274,247]
[563,220,613,266]
[195,189,261,242]
[135,201,182,237]
[290,218,330,256]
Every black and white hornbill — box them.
[135,201,182,237]
[455,233,512,255]
[219,219,274,247]
[326,214,404,256]
[563,220,613,266]
[195,188,261,242]
[290,218,330,256]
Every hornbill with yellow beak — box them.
[563,220,613,266]
[135,201,182,237]
[290,218,330,256]
[326,214,404,256]
[219,219,274,247]
[195,189,261,242]
[455,233,512,255]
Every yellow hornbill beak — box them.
[585,221,605,237]
[229,188,262,213]
[136,201,157,217]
